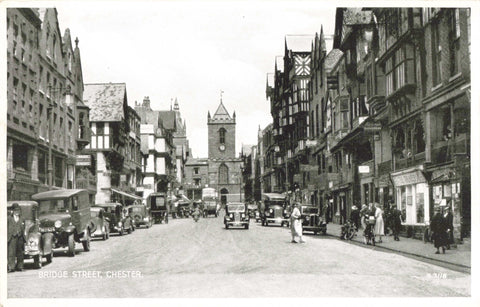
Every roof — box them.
[157,111,177,131]
[285,35,314,53]
[325,49,344,71]
[32,189,87,200]
[212,102,232,120]
[343,8,373,25]
[83,83,126,122]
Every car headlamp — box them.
[229,213,234,219]
[269,209,273,213]
[305,216,310,222]
[54,220,62,228]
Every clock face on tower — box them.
[219,145,225,151]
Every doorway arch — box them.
[220,188,229,207]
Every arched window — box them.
[219,163,229,184]
[219,128,226,144]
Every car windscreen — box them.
[38,199,71,214]
[227,204,245,212]
[130,207,143,213]
[265,200,284,207]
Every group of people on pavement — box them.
[430,206,455,254]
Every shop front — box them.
[331,185,351,225]
[391,167,430,239]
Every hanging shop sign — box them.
[358,165,370,173]
[75,155,91,166]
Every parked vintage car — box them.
[147,192,169,224]
[224,202,250,229]
[7,201,54,268]
[90,207,109,240]
[300,205,327,235]
[128,204,152,228]
[261,193,290,227]
[32,189,92,257]
[94,203,134,235]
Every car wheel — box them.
[314,231,318,235]
[119,228,124,236]
[68,234,75,257]
[45,249,53,263]
[265,221,269,226]
[33,254,42,269]
[82,231,91,252]
[245,224,249,230]
[322,229,327,235]
[225,224,229,229]
[127,226,132,234]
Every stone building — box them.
[171,98,190,188]
[184,158,209,200]
[6,8,90,201]
[207,100,243,205]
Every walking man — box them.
[8,203,26,272]
[444,206,454,249]
[390,202,402,241]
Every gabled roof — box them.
[212,101,232,120]
[325,49,344,72]
[285,35,314,53]
[83,83,127,122]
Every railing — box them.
[394,151,425,171]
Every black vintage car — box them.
[224,202,249,229]
[247,203,258,219]
[90,207,109,240]
[261,193,290,227]
[94,203,134,236]
[128,204,152,228]
[7,201,54,268]
[172,194,192,218]
[300,205,327,235]
[147,192,169,224]
[32,189,92,257]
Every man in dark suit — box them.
[390,203,403,241]
[7,203,26,272]
[444,206,454,250]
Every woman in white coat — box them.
[290,203,305,243]
[374,203,385,243]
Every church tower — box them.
[208,97,236,159]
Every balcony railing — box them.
[394,151,425,171]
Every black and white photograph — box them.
[1,0,477,305]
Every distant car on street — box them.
[224,202,250,229]
[128,204,152,228]
[147,192,169,224]
[7,200,54,268]
[89,207,110,240]
[32,189,92,257]
[94,203,133,236]
[300,205,327,235]
[261,193,290,227]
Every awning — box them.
[111,188,143,200]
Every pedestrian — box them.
[350,205,360,230]
[444,206,454,249]
[7,203,26,272]
[374,203,385,243]
[430,207,448,254]
[360,204,368,231]
[390,202,402,241]
[290,203,305,243]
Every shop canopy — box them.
[111,188,143,201]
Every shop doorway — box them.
[220,188,229,207]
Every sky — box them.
[51,1,336,158]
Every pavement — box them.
[325,223,471,271]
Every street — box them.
[7,212,470,298]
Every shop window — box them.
[454,107,469,137]
[448,9,461,76]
